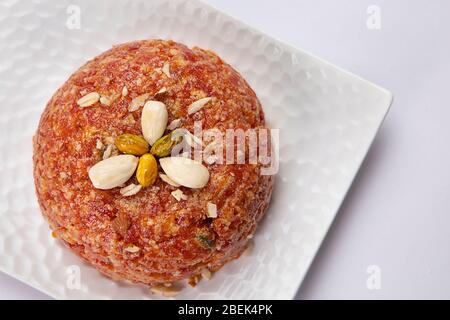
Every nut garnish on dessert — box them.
[162,61,171,78]
[99,95,112,106]
[150,132,183,158]
[159,157,210,189]
[34,40,274,295]
[155,87,168,96]
[129,93,151,112]
[124,245,140,253]
[141,100,168,145]
[187,97,212,115]
[206,202,217,218]
[115,134,149,156]
[200,268,212,280]
[150,284,181,297]
[96,139,104,150]
[120,183,142,197]
[102,144,114,160]
[159,173,180,187]
[77,92,100,107]
[171,189,187,201]
[167,118,182,130]
[136,153,158,187]
[88,154,138,189]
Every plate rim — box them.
[0,0,393,300]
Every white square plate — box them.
[0,0,392,299]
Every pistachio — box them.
[115,134,149,156]
[159,157,210,189]
[150,132,183,158]
[88,155,138,190]
[136,153,158,187]
[141,100,168,145]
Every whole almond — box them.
[88,154,138,189]
[159,157,210,189]
[141,100,168,145]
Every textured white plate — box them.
[0,0,392,299]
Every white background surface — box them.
[1,0,449,299]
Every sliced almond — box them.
[171,128,203,147]
[167,118,182,130]
[96,139,104,150]
[159,173,181,187]
[160,157,209,189]
[187,97,212,115]
[124,245,140,253]
[185,131,203,147]
[156,87,167,95]
[141,100,168,145]
[102,144,114,160]
[150,285,181,297]
[129,93,150,112]
[77,92,100,107]
[120,183,142,197]
[171,189,187,201]
[200,268,212,280]
[99,95,111,106]
[206,202,217,218]
[162,62,171,78]
[204,154,219,165]
[122,86,128,97]
[88,154,138,190]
